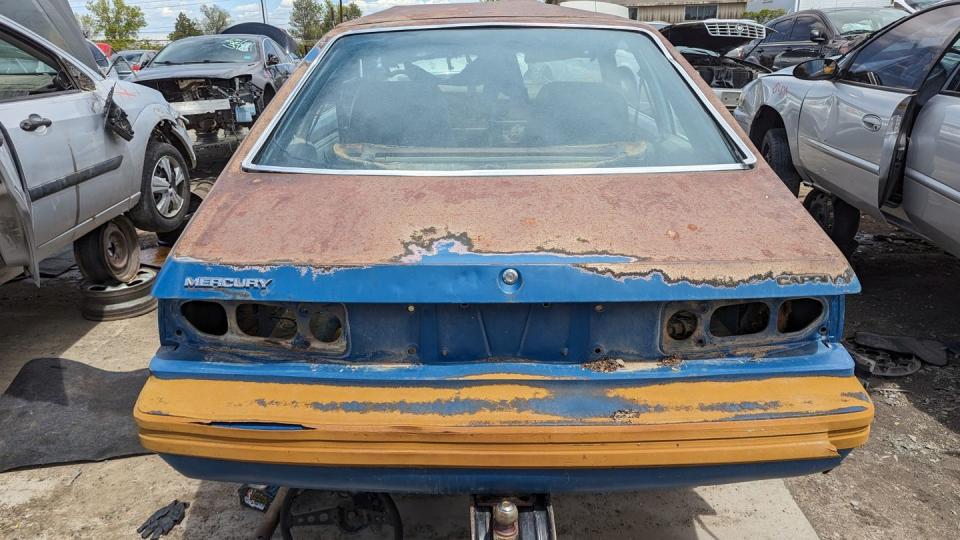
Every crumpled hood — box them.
[660,20,766,56]
[133,62,258,82]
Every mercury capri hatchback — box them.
[135,2,873,494]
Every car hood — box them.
[156,164,858,302]
[134,62,257,81]
[660,19,766,56]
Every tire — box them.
[803,188,861,258]
[129,142,190,233]
[73,215,141,285]
[761,128,802,196]
[156,179,213,246]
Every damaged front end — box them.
[660,20,771,110]
[135,77,261,161]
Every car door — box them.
[774,15,827,69]
[265,39,294,87]
[0,28,124,252]
[796,6,960,217]
[751,17,795,70]
[898,36,960,256]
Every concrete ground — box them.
[0,262,818,539]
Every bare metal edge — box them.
[240,22,759,177]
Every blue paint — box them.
[159,452,851,494]
[154,256,860,304]
[150,340,856,384]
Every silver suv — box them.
[0,14,194,285]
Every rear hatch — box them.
[154,167,857,365]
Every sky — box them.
[68,0,472,40]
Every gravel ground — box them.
[785,215,960,539]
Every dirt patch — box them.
[786,215,960,539]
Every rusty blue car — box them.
[135,2,873,496]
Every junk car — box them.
[0,12,194,286]
[735,1,960,258]
[658,19,771,110]
[134,34,297,162]
[136,2,873,495]
[742,7,906,71]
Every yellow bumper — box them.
[135,375,872,469]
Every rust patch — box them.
[658,356,684,371]
[582,358,625,373]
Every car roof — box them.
[335,0,655,31]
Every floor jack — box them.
[253,487,557,540]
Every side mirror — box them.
[810,28,826,43]
[266,54,280,66]
[793,58,838,80]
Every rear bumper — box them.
[136,357,873,491]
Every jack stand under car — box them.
[472,495,556,540]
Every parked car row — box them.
[0,4,299,287]
[736,1,960,259]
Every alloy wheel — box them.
[151,155,186,218]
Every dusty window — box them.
[254,27,742,172]
[0,35,67,100]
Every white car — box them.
[0,13,195,286]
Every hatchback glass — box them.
[253,28,743,172]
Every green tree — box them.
[84,0,146,49]
[168,12,203,41]
[289,0,323,42]
[742,9,786,24]
[320,0,362,35]
[200,4,231,34]
[78,14,96,38]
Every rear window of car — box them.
[251,27,745,173]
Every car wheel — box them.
[761,128,801,196]
[129,142,190,233]
[803,188,861,258]
[156,179,213,246]
[73,215,141,284]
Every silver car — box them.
[0,13,195,286]
[735,1,960,257]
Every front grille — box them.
[703,21,766,40]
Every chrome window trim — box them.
[241,22,758,176]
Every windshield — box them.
[152,37,260,65]
[825,8,907,35]
[253,28,742,172]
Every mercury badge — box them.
[184,276,272,289]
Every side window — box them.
[0,33,73,101]
[765,19,794,43]
[265,40,286,63]
[844,6,960,91]
[788,17,819,42]
[937,35,960,93]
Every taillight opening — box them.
[237,303,298,339]
[309,311,343,343]
[181,301,228,336]
[709,302,770,337]
[777,298,825,333]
